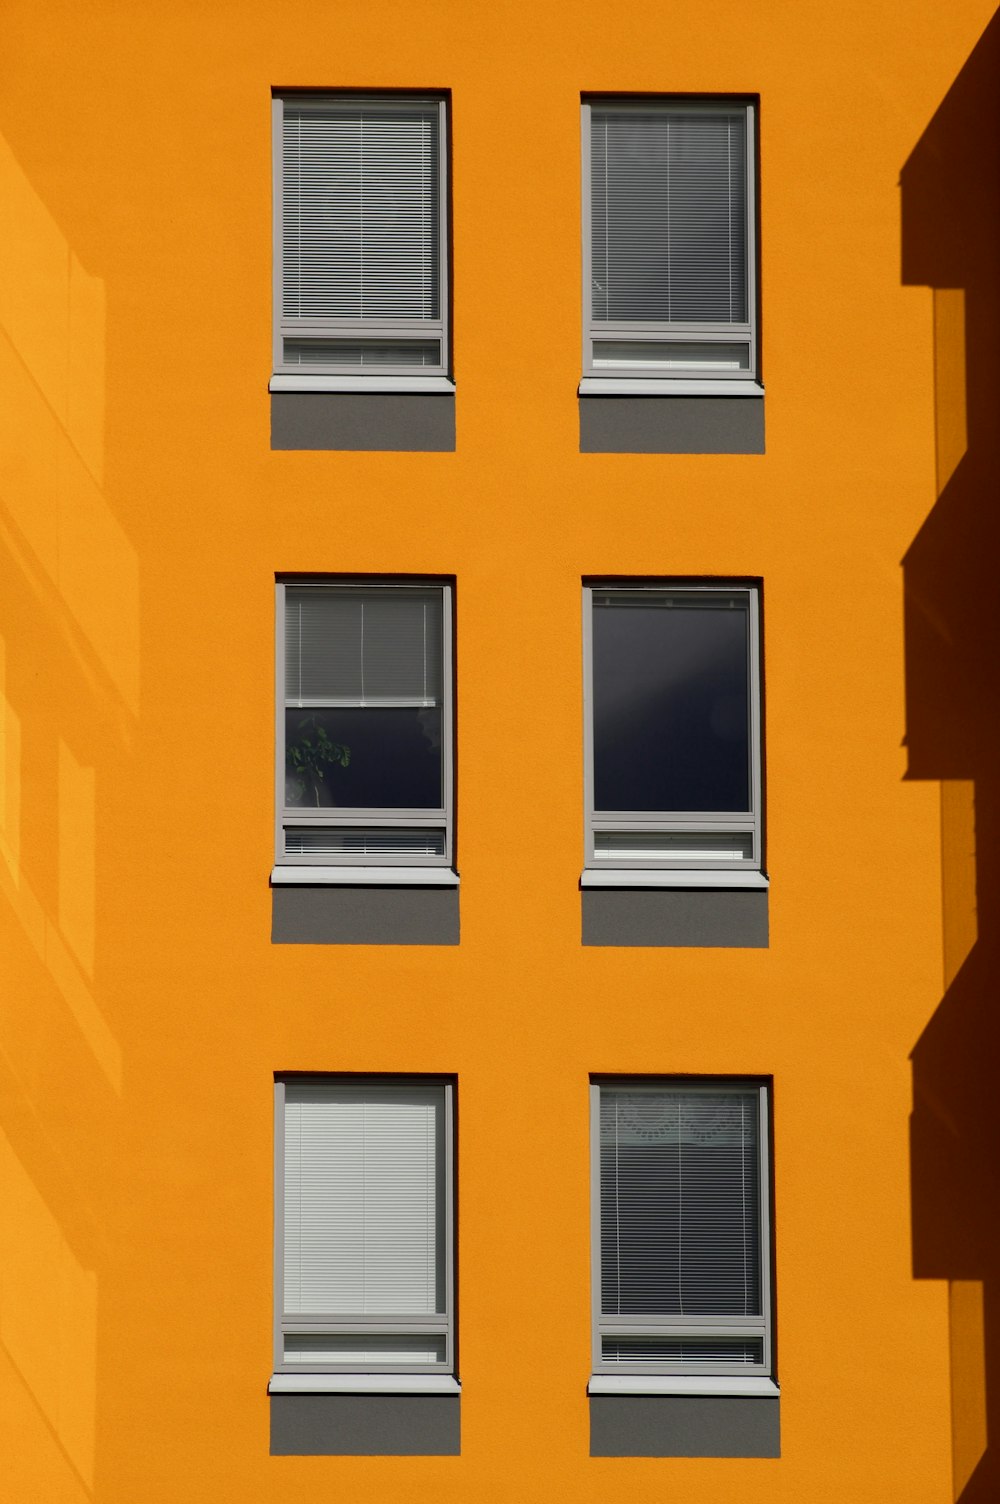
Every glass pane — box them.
[283,339,442,368]
[593,340,750,371]
[284,1334,447,1366]
[285,708,443,810]
[594,831,753,862]
[592,591,750,813]
[601,1336,763,1365]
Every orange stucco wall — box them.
[2,1,996,1500]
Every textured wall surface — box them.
[2,0,993,1498]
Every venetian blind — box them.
[284,587,443,706]
[590,109,748,325]
[600,1087,761,1317]
[281,101,440,323]
[283,1081,445,1317]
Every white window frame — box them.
[580,97,761,397]
[272,1076,456,1388]
[273,577,455,881]
[590,1078,773,1386]
[270,92,453,394]
[582,581,764,887]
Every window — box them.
[275,579,454,876]
[272,1077,455,1383]
[582,582,763,884]
[271,93,451,390]
[581,99,758,391]
[591,1079,773,1381]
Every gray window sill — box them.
[579,377,764,397]
[269,1373,461,1395]
[271,866,459,887]
[270,374,456,394]
[581,869,769,890]
[589,1375,779,1397]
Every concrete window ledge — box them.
[270,1388,460,1456]
[582,884,768,948]
[589,1387,780,1458]
[579,391,764,454]
[271,390,455,451]
[271,880,460,945]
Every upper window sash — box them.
[274,1077,456,1375]
[582,583,763,872]
[581,99,757,383]
[275,579,454,868]
[272,93,450,380]
[590,1079,773,1379]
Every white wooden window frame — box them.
[273,1076,456,1378]
[274,577,455,874]
[582,581,764,883]
[580,98,760,396]
[270,92,453,393]
[590,1078,773,1381]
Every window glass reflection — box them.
[593,593,750,813]
[285,708,443,810]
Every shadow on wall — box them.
[0,116,141,1495]
[902,14,1000,1502]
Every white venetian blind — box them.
[284,587,443,706]
[283,1081,445,1317]
[590,109,748,325]
[600,1088,761,1318]
[282,100,440,323]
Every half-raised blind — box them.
[281,100,440,324]
[590,108,748,326]
[285,587,443,708]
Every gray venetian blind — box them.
[590,109,748,325]
[600,1088,761,1317]
[283,1081,446,1317]
[285,588,443,706]
[282,101,440,322]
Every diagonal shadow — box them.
[902,12,1000,1501]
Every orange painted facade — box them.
[2,1,999,1499]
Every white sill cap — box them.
[269,1372,460,1395]
[271,866,459,887]
[270,374,456,394]
[581,869,769,890]
[588,1374,779,1397]
[579,377,764,397]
